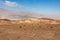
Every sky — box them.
[0,0,60,19]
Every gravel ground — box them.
[0,24,60,40]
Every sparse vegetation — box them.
[0,18,60,40]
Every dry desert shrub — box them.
[0,18,60,29]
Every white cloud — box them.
[5,1,18,7]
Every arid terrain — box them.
[0,18,60,40]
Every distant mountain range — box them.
[0,8,60,20]
[0,8,41,20]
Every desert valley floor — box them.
[0,24,60,40]
[0,18,60,40]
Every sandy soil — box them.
[0,24,60,40]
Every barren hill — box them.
[15,18,60,24]
[0,18,60,25]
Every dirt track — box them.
[0,24,60,40]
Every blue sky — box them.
[0,0,60,14]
